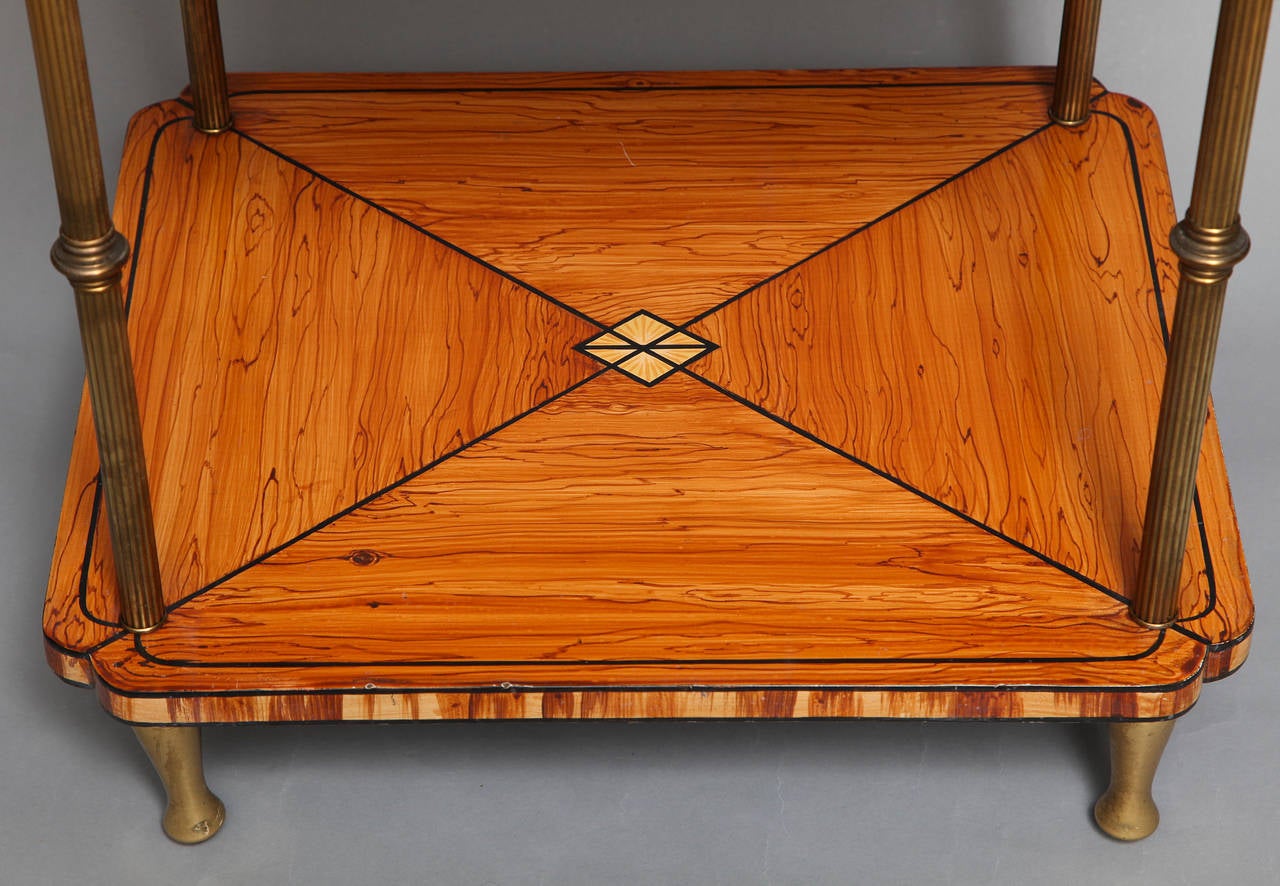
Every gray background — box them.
[2,2,1277,883]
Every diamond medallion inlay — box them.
[577,311,718,385]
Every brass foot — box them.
[133,726,225,844]
[1093,720,1175,841]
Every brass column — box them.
[1133,0,1272,627]
[26,0,165,632]
[180,0,232,133]
[1050,0,1103,125]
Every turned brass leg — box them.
[1093,720,1175,840]
[133,726,225,844]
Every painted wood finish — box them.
[115,373,1171,662]
[44,70,1250,724]
[47,101,598,639]
[228,72,1068,324]
[690,92,1249,648]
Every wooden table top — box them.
[43,68,1251,724]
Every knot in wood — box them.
[348,549,381,567]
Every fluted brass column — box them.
[180,0,232,133]
[1050,0,1103,125]
[1134,0,1272,627]
[26,0,165,632]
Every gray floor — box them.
[2,3,1278,884]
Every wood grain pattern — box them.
[89,373,1206,721]
[230,81,1057,323]
[218,66,1093,96]
[131,373,1159,665]
[1184,406,1251,644]
[1204,629,1251,681]
[93,638,1203,702]
[45,99,598,643]
[690,97,1248,650]
[1089,92,1251,646]
[101,684,1199,726]
[44,102,191,658]
[42,71,1250,726]
[95,632,1203,722]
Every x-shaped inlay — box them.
[576,311,719,385]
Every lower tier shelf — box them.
[44,67,1252,724]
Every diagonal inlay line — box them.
[224,79,1074,323]
[230,126,606,332]
[80,114,605,629]
[679,367,1136,612]
[679,103,1219,641]
[685,120,1060,327]
[151,368,611,620]
[126,372,1168,674]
